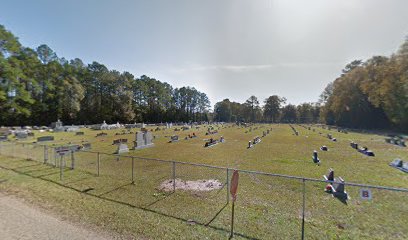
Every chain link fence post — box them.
[301,178,306,240]
[226,168,230,204]
[71,151,75,170]
[97,152,100,176]
[43,145,48,164]
[131,157,135,184]
[172,161,176,192]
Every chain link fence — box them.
[0,141,407,239]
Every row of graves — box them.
[206,127,218,135]
[244,126,259,134]
[350,142,375,157]
[50,120,81,132]
[247,128,272,149]
[168,132,199,143]
[125,123,146,129]
[90,121,123,130]
[385,135,406,147]
[326,133,337,142]
[289,124,299,136]
[204,136,225,148]
[115,129,134,136]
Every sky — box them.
[1,0,408,107]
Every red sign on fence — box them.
[230,170,239,201]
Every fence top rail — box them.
[2,142,408,193]
[80,150,408,193]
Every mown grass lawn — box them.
[0,124,407,239]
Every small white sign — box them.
[360,188,372,200]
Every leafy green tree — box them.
[263,95,286,122]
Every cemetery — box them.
[385,135,407,147]
[1,3,408,238]
[0,123,407,239]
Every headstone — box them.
[204,138,218,147]
[323,168,334,181]
[37,136,54,142]
[134,131,154,149]
[312,150,320,164]
[0,135,7,141]
[116,143,129,154]
[96,132,107,137]
[82,143,92,150]
[15,131,28,139]
[113,139,127,145]
[65,126,80,132]
[51,119,64,132]
[390,159,403,168]
[170,135,179,143]
[332,177,348,200]
[365,150,375,157]
[253,136,261,144]
[100,120,109,130]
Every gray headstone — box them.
[15,131,28,139]
[82,143,92,150]
[116,143,129,154]
[37,136,54,142]
[390,159,403,168]
[133,131,154,149]
[145,132,153,145]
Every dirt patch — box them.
[159,179,223,192]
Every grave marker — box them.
[360,188,372,200]
[116,143,129,154]
[37,136,54,142]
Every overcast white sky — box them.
[1,0,407,107]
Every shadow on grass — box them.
[145,191,175,208]
[0,159,260,240]
[98,182,134,197]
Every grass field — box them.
[0,124,407,239]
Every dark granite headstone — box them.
[37,136,54,142]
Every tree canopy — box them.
[0,25,210,125]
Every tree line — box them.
[214,38,408,132]
[319,38,408,132]
[1,24,407,132]
[0,25,210,126]
[213,96,320,124]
